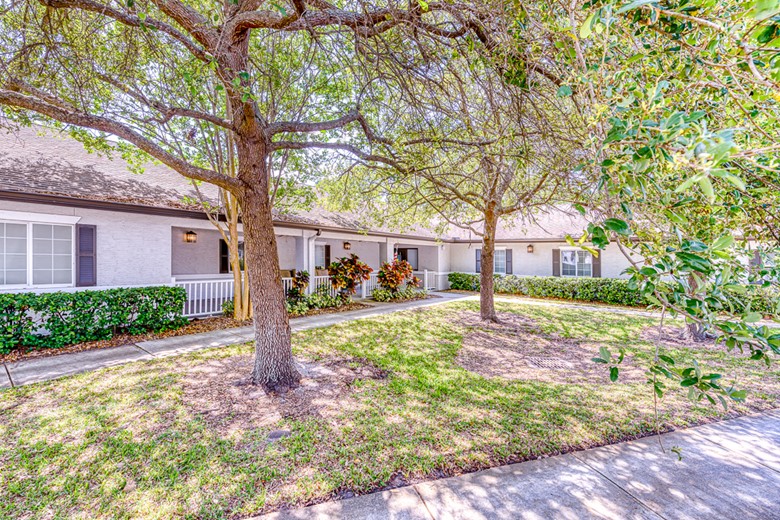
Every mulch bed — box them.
[455,311,646,384]
[0,303,370,364]
[183,355,388,437]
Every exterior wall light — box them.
[527,244,534,253]
[184,230,198,243]
[343,241,352,250]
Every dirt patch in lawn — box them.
[182,355,388,436]
[456,311,645,384]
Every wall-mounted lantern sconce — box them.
[527,244,534,254]
[184,230,198,243]
[343,241,352,250]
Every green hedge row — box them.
[0,286,187,353]
[447,272,778,314]
[448,272,646,305]
[448,272,647,305]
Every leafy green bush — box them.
[222,298,235,317]
[377,258,419,293]
[307,284,348,309]
[328,254,373,295]
[0,286,187,353]
[447,273,647,306]
[447,272,481,291]
[372,287,427,302]
[285,299,311,316]
[286,269,310,302]
[449,272,779,316]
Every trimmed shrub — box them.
[446,272,780,315]
[0,286,187,353]
[372,287,427,302]
[447,272,481,291]
[447,272,646,306]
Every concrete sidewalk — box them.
[255,410,780,520]
[0,291,467,388]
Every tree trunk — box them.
[242,185,301,391]
[684,274,711,342]
[480,210,499,322]
[684,321,711,342]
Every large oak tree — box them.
[0,0,495,390]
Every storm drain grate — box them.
[526,357,574,370]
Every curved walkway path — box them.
[0,291,467,388]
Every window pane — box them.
[53,240,71,254]
[33,270,53,285]
[53,270,72,284]
[5,270,26,284]
[33,224,52,239]
[53,226,71,239]
[34,238,53,254]
[53,255,71,269]
[494,250,506,274]
[577,252,593,277]
[6,238,26,254]
[30,224,73,286]
[315,245,326,268]
[6,254,26,270]
[5,223,26,238]
[1,223,28,286]
[561,251,576,276]
[33,255,52,270]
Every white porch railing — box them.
[174,271,454,317]
[175,278,236,317]
[414,270,450,291]
[360,273,380,298]
[310,275,339,297]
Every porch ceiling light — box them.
[184,230,198,243]
[343,241,352,250]
[527,244,534,253]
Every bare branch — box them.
[0,88,243,193]
[40,0,212,62]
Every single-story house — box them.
[0,126,633,315]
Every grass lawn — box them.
[1,300,778,519]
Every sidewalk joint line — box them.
[3,363,14,388]
[413,485,437,520]
[571,452,669,520]
[133,344,156,357]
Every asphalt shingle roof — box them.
[0,126,586,240]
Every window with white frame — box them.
[1,222,28,286]
[0,221,74,287]
[315,245,326,269]
[494,249,507,274]
[561,250,592,277]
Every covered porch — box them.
[169,225,450,317]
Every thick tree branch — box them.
[40,0,211,61]
[95,74,233,130]
[267,109,361,136]
[0,89,242,193]
[270,139,400,168]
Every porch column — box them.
[379,238,396,264]
[294,235,306,272]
